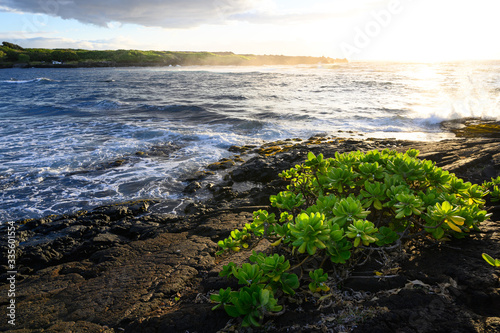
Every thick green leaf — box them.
[225,305,242,317]
[482,253,500,267]
[260,289,270,305]
[248,314,261,327]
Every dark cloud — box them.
[0,0,264,28]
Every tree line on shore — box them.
[0,41,347,67]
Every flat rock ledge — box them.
[1,137,500,332]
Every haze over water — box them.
[1,61,499,222]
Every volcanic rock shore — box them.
[1,136,499,332]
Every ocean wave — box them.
[1,77,55,84]
[211,94,248,101]
[76,99,126,110]
[21,106,93,118]
[354,80,394,87]
[411,105,499,125]
[129,104,242,125]
[230,119,265,132]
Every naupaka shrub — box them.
[212,148,494,327]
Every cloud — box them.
[0,0,392,29]
[3,36,94,49]
[226,0,398,25]
[2,35,159,50]
[0,0,268,28]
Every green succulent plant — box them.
[213,148,493,328]
[219,262,237,278]
[460,184,488,205]
[289,212,331,255]
[217,236,242,255]
[210,287,234,311]
[247,209,276,237]
[393,193,423,219]
[309,268,330,292]
[490,186,500,202]
[307,194,339,217]
[323,165,357,193]
[270,191,305,211]
[346,219,378,247]
[305,151,329,173]
[326,238,353,264]
[357,161,385,181]
[223,284,283,327]
[232,263,264,287]
[249,252,299,295]
[425,164,451,189]
[428,201,466,233]
[331,196,370,227]
[483,176,500,202]
[374,226,399,246]
[360,180,387,210]
[386,155,425,182]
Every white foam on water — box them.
[1,77,54,84]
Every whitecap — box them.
[1,77,54,84]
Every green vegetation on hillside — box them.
[0,41,347,67]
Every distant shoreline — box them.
[0,60,348,69]
[0,41,348,69]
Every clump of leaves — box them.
[309,268,330,292]
[211,252,297,326]
[212,149,493,327]
[289,212,330,255]
[211,285,283,327]
[482,176,500,202]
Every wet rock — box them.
[184,202,203,215]
[145,143,182,157]
[1,201,159,275]
[256,144,293,156]
[129,200,152,215]
[442,118,500,138]
[184,170,215,182]
[230,156,278,182]
[206,158,236,170]
[228,144,257,154]
[184,181,202,193]
[211,185,237,202]
[194,212,253,239]
[230,149,308,183]
[134,142,182,158]
[101,205,129,219]
[107,159,127,168]
[92,232,125,244]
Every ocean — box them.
[1,61,499,222]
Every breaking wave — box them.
[1,77,55,84]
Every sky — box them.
[0,0,499,61]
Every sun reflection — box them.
[402,62,500,122]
